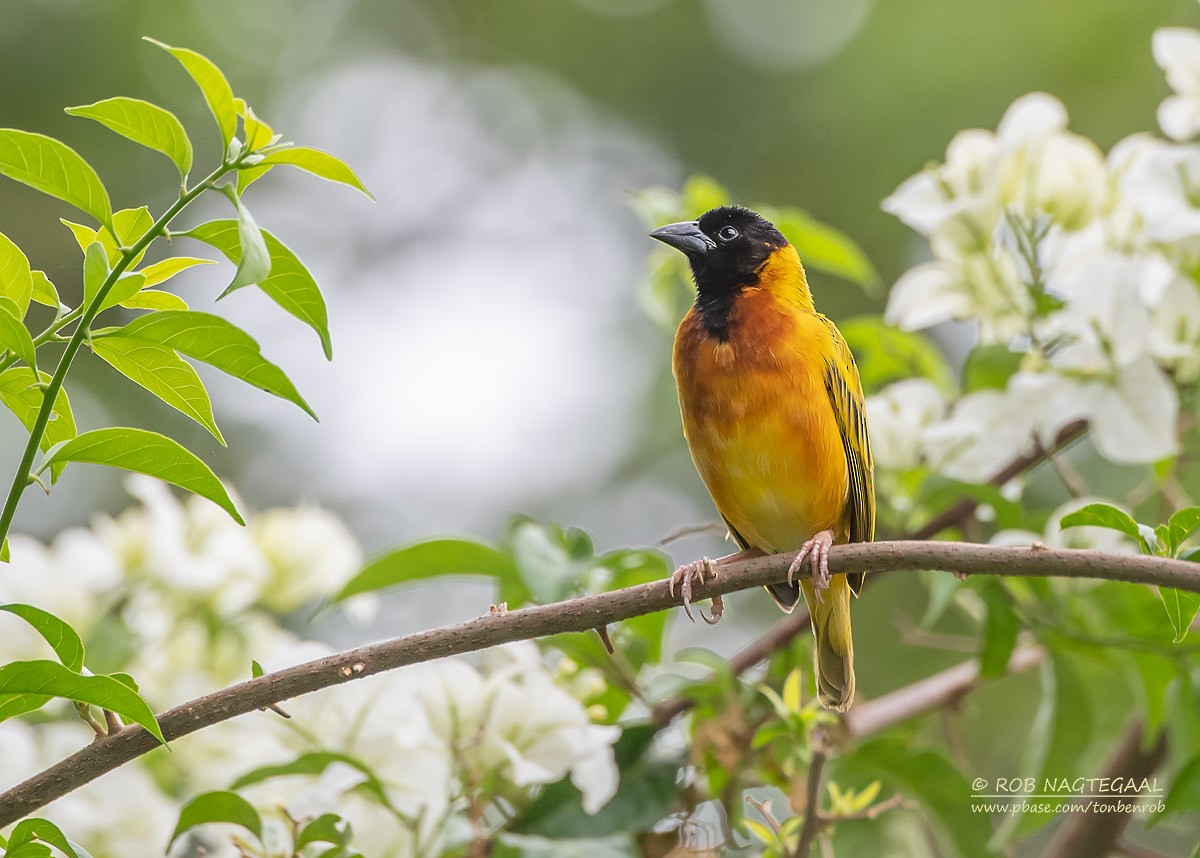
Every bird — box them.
[650,205,874,712]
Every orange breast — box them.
[673,288,848,554]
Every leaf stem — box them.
[0,161,232,546]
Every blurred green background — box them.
[2,1,1198,853]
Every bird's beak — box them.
[650,221,714,255]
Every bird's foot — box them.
[670,549,763,624]
[670,556,715,623]
[787,530,835,602]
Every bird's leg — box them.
[786,530,835,601]
[670,549,763,623]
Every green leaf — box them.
[766,208,880,291]
[494,834,638,858]
[0,232,34,319]
[97,274,147,313]
[1154,754,1200,825]
[110,310,314,419]
[834,738,994,858]
[839,316,955,395]
[1059,503,1149,553]
[246,147,373,199]
[144,39,237,148]
[1168,506,1200,556]
[4,843,53,858]
[230,751,389,804]
[0,604,85,671]
[66,97,193,179]
[7,818,87,858]
[964,344,1024,392]
[1004,654,1093,838]
[37,427,243,524]
[65,207,155,268]
[91,336,224,444]
[119,290,188,312]
[0,130,112,228]
[334,539,518,602]
[1157,587,1200,642]
[0,367,77,480]
[234,99,276,152]
[296,814,350,849]
[978,579,1019,678]
[250,659,264,678]
[515,725,676,839]
[0,304,36,369]
[186,220,332,359]
[218,187,271,296]
[81,242,110,309]
[0,660,163,743]
[30,271,60,309]
[169,791,262,849]
[136,256,214,288]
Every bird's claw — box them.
[786,530,834,603]
[670,556,718,623]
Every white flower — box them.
[1075,355,1179,464]
[886,247,1030,343]
[251,506,363,613]
[1149,273,1200,381]
[992,93,1107,230]
[407,642,620,814]
[922,372,1084,483]
[1107,134,1200,276]
[865,379,948,470]
[882,129,998,238]
[97,477,270,616]
[1154,28,1200,140]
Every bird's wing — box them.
[818,315,875,594]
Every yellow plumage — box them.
[663,215,875,712]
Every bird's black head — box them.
[650,206,790,337]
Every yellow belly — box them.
[674,292,848,554]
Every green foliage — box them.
[0,660,163,743]
[230,752,391,806]
[145,38,238,148]
[0,604,85,671]
[977,579,1019,678]
[186,221,333,358]
[4,819,89,858]
[38,428,243,524]
[91,337,225,442]
[839,315,956,395]
[65,98,193,179]
[0,130,112,228]
[514,725,678,839]
[1061,502,1200,639]
[835,738,996,858]
[168,791,263,850]
[105,310,315,419]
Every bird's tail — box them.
[801,573,855,711]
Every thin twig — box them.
[0,541,1195,827]
[791,730,829,858]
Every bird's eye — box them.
[717,226,739,242]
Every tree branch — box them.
[842,644,1045,739]
[650,420,1090,725]
[1,540,1196,827]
